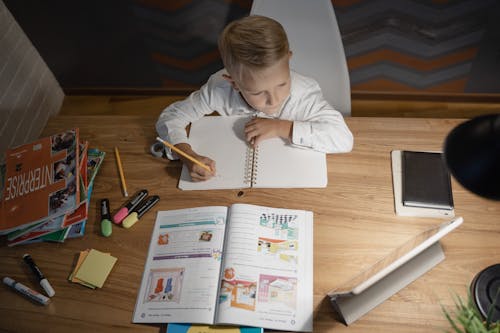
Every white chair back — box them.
[251,0,351,115]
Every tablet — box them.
[328,217,463,297]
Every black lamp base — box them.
[470,264,500,322]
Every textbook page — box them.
[215,204,313,332]
[132,206,228,324]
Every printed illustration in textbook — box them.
[0,129,80,235]
[132,204,313,332]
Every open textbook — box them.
[178,116,327,190]
[132,204,313,332]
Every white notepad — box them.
[178,116,327,190]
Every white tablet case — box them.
[328,217,463,325]
[391,150,455,218]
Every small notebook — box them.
[178,116,327,190]
[391,150,454,218]
[401,151,453,210]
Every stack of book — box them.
[0,129,105,246]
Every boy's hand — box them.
[244,118,292,147]
[175,143,216,181]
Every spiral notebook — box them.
[178,116,327,190]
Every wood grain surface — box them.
[0,116,498,333]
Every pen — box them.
[3,277,50,305]
[23,254,55,297]
[114,146,128,197]
[155,137,212,172]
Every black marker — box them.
[122,195,160,229]
[112,189,148,224]
[23,254,55,297]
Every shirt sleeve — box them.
[288,79,353,154]
[155,75,220,159]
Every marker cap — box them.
[113,207,128,224]
[112,190,148,224]
[101,219,113,237]
[122,212,139,229]
[40,279,55,297]
[122,195,160,229]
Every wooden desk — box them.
[1,116,498,333]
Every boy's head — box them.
[218,15,292,115]
[218,15,289,76]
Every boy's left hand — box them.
[244,118,292,147]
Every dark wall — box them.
[4,0,251,92]
[5,0,500,95]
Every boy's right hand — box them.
[175,143,216,181]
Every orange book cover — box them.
[0,129,80,235]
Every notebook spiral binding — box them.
[243,146,259,186]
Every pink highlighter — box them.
[112,189,148,224]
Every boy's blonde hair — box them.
[218,15,290,78]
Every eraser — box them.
[122,212,139,229]
[101,219,112,237]
[112,207,128,224]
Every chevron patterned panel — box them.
[139,0,500,94]
[131,0,251,91]
[5,0,499,95]
[332,0,500,94]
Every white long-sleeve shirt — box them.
[156,69,353,159]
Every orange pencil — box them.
[114,146,128,197]
[155,137,212,172]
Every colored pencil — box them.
[155,137,212,172]
[114,146,128,197]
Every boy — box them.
[156,15,353,182]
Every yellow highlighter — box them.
[122,195,160,229]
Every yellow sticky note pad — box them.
[73,249,117,288]
[69,249,90,281]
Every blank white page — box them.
[255,139,327,188]
[179,116,249,190]
[178,116,327,190]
